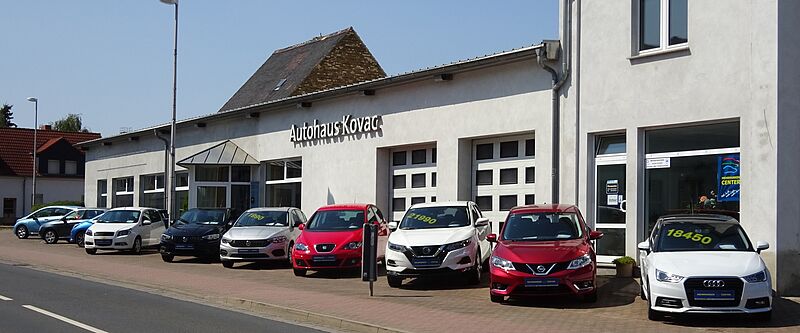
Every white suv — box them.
[639,214,772,321]
[85,207,166,255]
[384,201,491,287]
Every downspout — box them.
[537,0,572,204]
[574,0,581,205]
[154,129,170,212]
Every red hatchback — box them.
[291,204,389,276]
[487,204,603,303]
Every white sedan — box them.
[638,214,772,321]
[85,207,166,255]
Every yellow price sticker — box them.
[248,213,265,221]
[407,212,437,225]
[666,229,713,245]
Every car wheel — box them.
[161,254,174,262]
[490,294,504,303]
[131,237,142,255]
[287,242,294,268]
[753,310,772,322]
[76,232,86,248]
[222,260,234,268]
[465,250,482,285]
[293,268,307,277]
[15,225,29,239]
[85,248,97,255]
[647,286,664,321]
[43,229,58,244]
[387,275,403,288]
[583,290,598,303]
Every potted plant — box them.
[612,256,636,277]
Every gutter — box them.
[154,129,170,211]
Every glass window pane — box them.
[98,180,107,195]
[266,182,302,209]
[597,164,627,224]
[142,175,156,191]
[669,0,688,45]
[267,161,284,181]
[476,170,492,186]
[645,122,739,153]
[411,197,425,205]
[500,168,518,185]
[525,139,535,156]
[141,192,165,209]
[431,148,437,163]
[525,194,535,205]
[286,160,302,178]
[596,135,626,155]
[65,161,78,175]
[196,166,229,182]
[431,172,437,187]
[431,196,436,202]
[640,0,661,51]
[393,175,406,189]
[197,186,226,208]
[231,166,251,182]
[411,149,427,164]
[500,141,519,158]
[499,195,517,211]
[176,172,189,187]
[392,198,405,212]
[48,160,59,174]
[392,151,407,166]
[596,228,626,256]
[174,190,188,215]
[411,174,426,188]
[156,175,165,189]
[525,167,535,184]
[475,196,492,211]
[476,144,493,160]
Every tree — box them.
[51,113,89,132]
[0,104,16,128]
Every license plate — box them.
[313,255,337,262]
[524,278,560,287]
[238,249,259,254]
[693,290,735,301]
[175,244,194,250]
[95,240,112,246]
[412,259,441,267]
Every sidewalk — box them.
[0,229,797,333]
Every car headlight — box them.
[566,254,592,270]
[743,270,767,283]
[267,236,287,243]
[161,234,172,241]
[294,243,309,251]
[221,237,231,244]
[85,229,93,236]
[490,256,515,271]
[202,233,220,240]
[655,269,685,283]
[343,241,362,250]
[117,229,131,237]
[388,242,406,252]
[444,239,471,252]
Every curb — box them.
[0,259,410,333]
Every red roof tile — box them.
[0,128,101,177]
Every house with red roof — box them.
[0,126,100,224]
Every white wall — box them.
[0,176,85,219]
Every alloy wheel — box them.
[44,230,57,244]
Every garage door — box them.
[390,146,437,222]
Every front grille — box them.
[94,232,114,237]
[684,277,744,307]
[513,261,570,275]
[231,253,269,258]
[230,239,271,247]
[173,236,202,243]
[315,243,336,253]
[410,245,443,257]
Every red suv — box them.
[291,204,389,276]
[487,204,603,303]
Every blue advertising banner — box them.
[717,154,740,202]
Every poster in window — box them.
[717,154,740,202]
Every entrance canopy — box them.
[177,140,259,167]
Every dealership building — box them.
[78,1,800,295]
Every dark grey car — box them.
[39,209,107,244]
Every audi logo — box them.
[703,280,726,288]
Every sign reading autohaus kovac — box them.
[290,115,382,142]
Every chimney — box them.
[40,124,52,130]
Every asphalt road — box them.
[0,262,328,333]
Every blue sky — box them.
[2,1,558,136]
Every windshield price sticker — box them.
[406,213,437,225]
[666,229,713,245]
[247,213,265,221]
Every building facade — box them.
[78,1,800,295]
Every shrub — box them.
[31,200,84,212]
[612,256,636,265]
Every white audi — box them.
[385,201,491,287]
[85,207,166,255]
[638,214,772,321]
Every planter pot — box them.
[615,263,634,277]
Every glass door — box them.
[231,184,251,215]
[595,156,627,263]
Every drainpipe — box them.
[537,0,572,204]
[154,129,170,212]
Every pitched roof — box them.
[0,127,101,177]
[218,27,385,112]
[177,140,259,166]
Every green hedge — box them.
[31,201,84,212]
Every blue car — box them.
[13,206,81,239]
[70,212,106,247]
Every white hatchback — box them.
[85,207,166,255]
[384,201,492,287]
[639,214,772,321]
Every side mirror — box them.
[61,217,68,223]
[142,219,152,225]
[388,221,398,231]
[756,241,769,253]
[475,217,490,227]
[298,223,305,231]
[637,241,650,252]
[589,230,604,240]
[487,233,497,243]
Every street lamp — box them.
[26,97,38,212]
[160,0,178,222]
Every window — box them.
[196,166,229,182]
[431,172,437,187]
[525,167,535,184]
[411,174,426,188]
[65,161,78,175]
[140,174,165,209]
[476,170,492,186]
[411,197,425,205]
[286,160,302,179]
[231,166,251,182]
[197,186,226,208]
[97,179,108,208]
[266,159,302,209]
[596,135,626,155]
[47,160,60,174]
[638,0,688,53]
[476,144,493,160]
[475,196,492,211]
[174,172,189,215]
[411,149,427,164]
[141,174,164,191]
[267,161,284,181]
[392,151,406,166]
[393,175,406,189]
[500,168,518,185]
[525,139,535,156]
[431,148,437,163]
[525,194,535,205]
[499,195,517,211]
[176,172,189,187]
[500,141,518,158]
[112,177,134,207]
[392,198,406,212]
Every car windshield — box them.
[177,209,227,225]
[307,210,364,231]
[656,221,752,252]
[399,206,470,230]
[502,212,583,241]
[90,213,106,221]
[96,210,140,223]
[234,211,288,227]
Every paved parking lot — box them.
[1,229,798,333]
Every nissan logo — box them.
[703,280,725,288]
[423,247,432,255]
[245,240,251,247]
[536,265,546,273]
